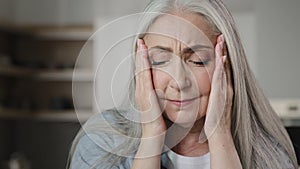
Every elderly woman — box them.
[68,0,298,168]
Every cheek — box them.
[152,69,169,90]
[195,70,213,95]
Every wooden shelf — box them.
[0,24,94,41]
[270,99,300,127]
[0,25,95,123]
[0,66,94,82]
[36,69,94,82]
[279,114,300,127]
[281,118,300,127]
[0,107,94,122]
[34,29,93,41]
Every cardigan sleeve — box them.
[71,133,135,169]
[69,112,134,169]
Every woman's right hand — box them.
[135,39,167,138]
[132,39,165,167]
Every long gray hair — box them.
[67,0,298,168]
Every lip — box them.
[166,97,199,107]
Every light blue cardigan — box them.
[69,111,294,169]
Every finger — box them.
[212,34,226,87]
[223,45,234,114]
[135,39,153,90]
[135,39,147,72]
[200,35,229,142]
[216,35,233,123]
[219,35,232,95]
[217,35,227,95]
[211,34,227,100]
[135,39,158,115]
[224,52,233,95]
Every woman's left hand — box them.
[203,34,234,139]
[204,35,242,169]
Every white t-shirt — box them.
[164,150,210,169]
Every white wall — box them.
[255,0,300,98]
[94,0,148,17]
[2,0,299,99]
[0,0,149,25]
[14,0,94,25]
[0,0,14,22]
[232,12,257,75]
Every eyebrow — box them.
[149,46,173,52]
[182,44,213,54]
[149,44,212,54]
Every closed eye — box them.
[149,50,172,67]
[151,60,168,66]
[187,60,210,66]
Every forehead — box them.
[144,12,216,48]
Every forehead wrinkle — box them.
[144,12,216,60]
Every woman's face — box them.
[143,12,217,126]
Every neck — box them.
[166,118,209,157]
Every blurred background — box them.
[0,0,299,168]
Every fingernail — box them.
[221,35,225,47]
[220,41,224,51]
[137,39,143,48]
[217,35,221,43]
[137,39,140,48]
[222,55,227,64]
[217,34,223,43]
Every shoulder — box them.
[69,110,138,169]
[71,133,107,168]
[259,136,296,168]
[275,141,295,169]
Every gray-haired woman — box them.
[67,0,298,168]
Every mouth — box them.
[164,97,199,107]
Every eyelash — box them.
[150,60,209,67]
[187,60,210,66]
[148,51,211,67]
[150,60,168,66]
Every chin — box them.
[163,110,204,128]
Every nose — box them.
[169,60,192,91]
